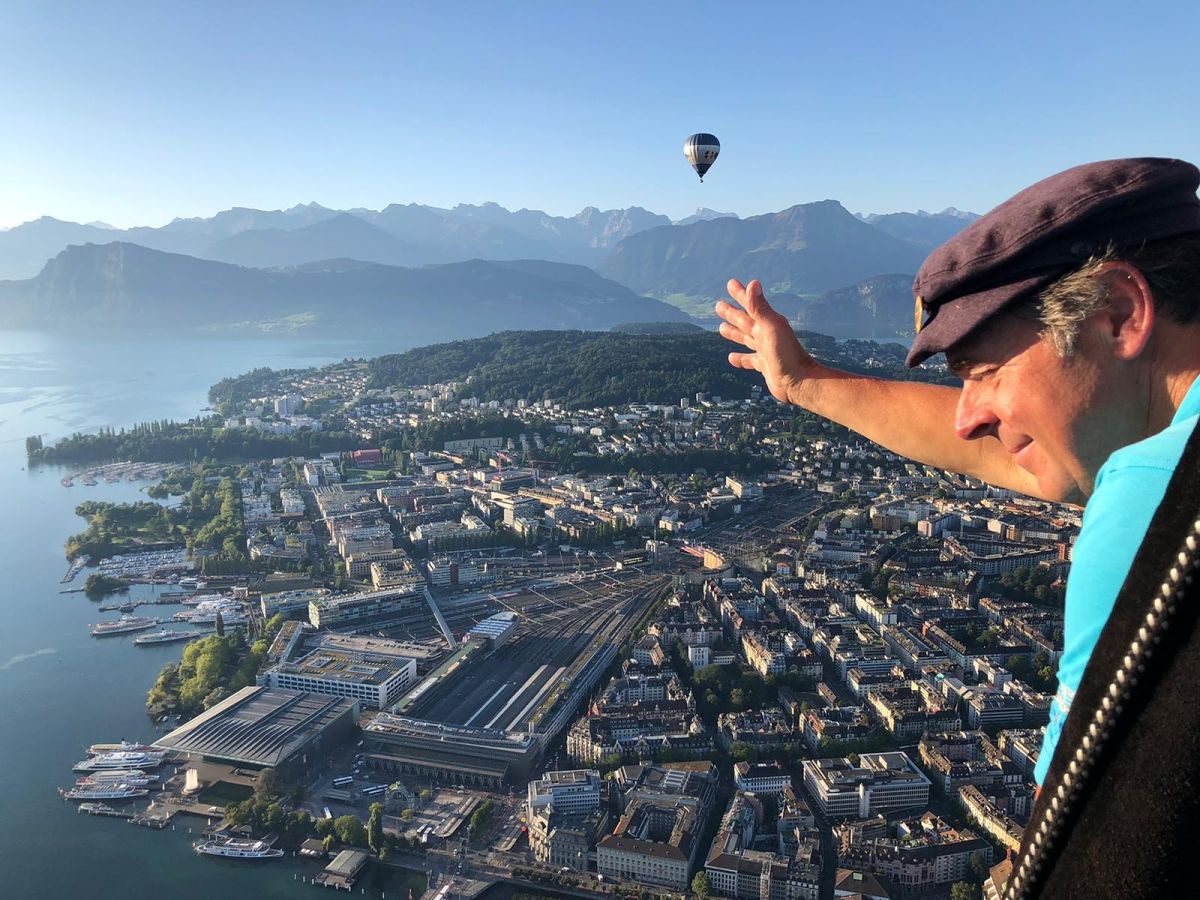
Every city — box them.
[53,366,1071,900]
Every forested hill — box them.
[362,329,943,408]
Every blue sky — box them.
[2,0,1198,228]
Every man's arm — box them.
[715,278,1061,501]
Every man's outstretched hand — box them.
[716,278,817,405]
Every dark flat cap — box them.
[906,157,1200,367]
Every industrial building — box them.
[154,686,358,781]
[308,585,429,630]
[361,715,540,788]
[258,644,416,710]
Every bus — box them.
[361,785,386,796]
[323,807,333,820]
[332,776,354,787]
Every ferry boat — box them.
[73,751,165,772]
[61,783,150,801]
[87,740,157,755]
[78,768,154,782]
[89,616,158,637]
[177,577,207,590]
[194,837,284,860]
[176,606,247,626]
[134,629,202,646]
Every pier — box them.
[78,803,133,819]
[61,556,89,583]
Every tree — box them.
[254,767,279,801]
[691,872,712,899]
[214,611,225,638]
[333,814,368,847]
[951,882,980,900]
[968,851,990,884]
[367,803,385,855]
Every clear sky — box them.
[3,0,1198,229]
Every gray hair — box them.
[1014,233,1200,357]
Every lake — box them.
[0,330,424,898]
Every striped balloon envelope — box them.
[683,133,720,181]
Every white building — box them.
[527,769,603,815]
[274,393,304,416]
[802,752,931,819]
[733,761,792,795]
[260,648,416,710]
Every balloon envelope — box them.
[683,133,720,180]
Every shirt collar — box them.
[1171,374,1200,426]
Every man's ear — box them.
[1095,261,1155,361]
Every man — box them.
[714,157,1200,789]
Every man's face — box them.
[947,312,1131,501]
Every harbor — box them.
[0,329,385,900]
[59,461,180,491]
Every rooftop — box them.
[154,686,357,767]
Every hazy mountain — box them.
[791,273,916,339]
[673,208,738,226]
[598,200,926,308]
[0,202,675,278]
[0,217,120,280]
[205,213,426,268]
[360,203,571,263]
[0,242,689,340]
[858,207,979,252]
[568,206,671,248]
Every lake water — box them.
[0,331,425,898]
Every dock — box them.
[61,555,89,584]
[314,849,370,889]
[78,803,133,819]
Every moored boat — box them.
[61,783,150,801]
[86,740,157,755]
[134,629,204,645]
[73,751,165,772]
[77,771,155,786]
[193,836,284,859]
[89,616,158,637]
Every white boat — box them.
[73,751,165,772]
[194,837,284,859]
[134,630,204,645]
[87,740,157,755]
[77,771,154,787]
[76,768,148,780]
[61,783,150,801]
[174,599,247,625]
[89,616,158,637]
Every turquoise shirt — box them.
[1034,375,1200,784]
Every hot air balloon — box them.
[683,133,720,182]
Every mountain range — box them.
[0,242,688,342]
[0,199,976,340]
[0,202,675,281]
